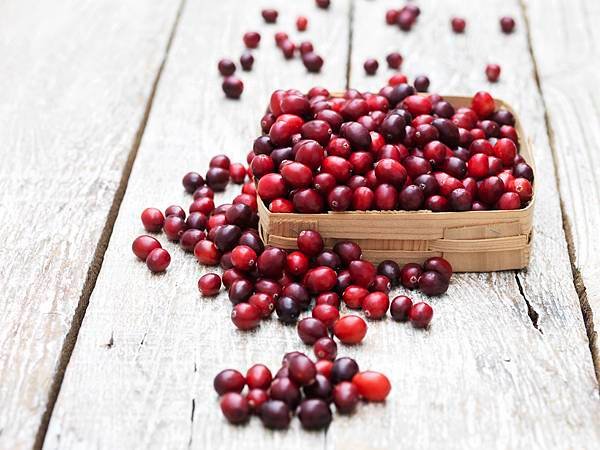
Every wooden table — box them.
[1,0,599,449]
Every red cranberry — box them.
[164,205,185,219]
[331,357,359,383]
[302,52,324,73]
[414,75,430,92]
[493,138,517,166]
[280,39,296,59]
[288,354,317,386]
[497,191,521,209]
[246,388,268,412]
[343,285,369,309]
[313,337,338,361]
[448,188,473,211]
[388,73,408,85]
[295,140,325,170]
[246,364,272,390]
[352,371,391,402]
[409,302,434,328]
[313,304,340,329]
[214,369,245,395]
[333,315,367,344]
[194,240,221,265]
[297,318,329,345]
[269,198,294,213]
[349,260,376,288]
[486,64,501,82]
[340,121,372,150]
[386,52,403,69]
[300,41,314,55]
[468,153,490,179]
[248,293,275,318]
[146,248,170,272]
[315,0,330,9]
[333,241,362,266]
[179,229,205,252]
[374,184,398,210]
[304,266,338,293]
[259,400,291,429]
[261,8,278,23]
[222,268,246,289]
[231,245,257,272]
[220,392,249,424]
[451,17,466,33]
[193,186,214,200]
[189,197,214,216]
[297,230,324,256]
[423,257,453,282]
[315,359,333,378]
[471,91,495,118]
[217,59,236,76]
[255,279,281,299]
[500,16,516,33]
[283,283,310,309]
[257,246,286,279]
[231,303,260,330]
[257,173,286,201]
[385,9,399,25]
[316,251,342,270]
[163,216,186,241]
[132,235,161,261]
[270,377,301,408]
[419,270,449,296]
[372,274,391,293]
[322,156,353,183]
[397,8,417,31]
[375,158,407,187]
[302,120,332,145]
[362,292,389,319]
[186,212,207,230]
[363,58,379,75]
[352,186,375,210]
[228,279,254,304]
[390,295,413,321]
[296,15,308,31]
[275,296,300,324]
[400,263,423,289]
[222,76,243,99]
[298,399,332,430]
[512,178,533,203]
[316,292,340,308]
[286,251,310,277]
[293,188,325,213]
[328,186,352,211]
[333,381,359,414]
[478,176,505,205]
[426,194,449,211]
[243,31,260,48]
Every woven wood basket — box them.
[257,96,534,272]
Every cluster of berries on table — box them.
[215,352,390,429]
[253,86,533,214]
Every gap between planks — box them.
[31,1,188,448]
[518,0,599,381]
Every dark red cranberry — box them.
[478,176,505,205]
[213,225,241,252]
[297,317,329,345]
[400,263,423,289]
[302,120,332,145]
[297,230,324,256]
[333,381,359,414]
[379,114,406,143]
[333,241,362,266]
[280,39,296,59]
[375,158,407,187]
[352,186,374,210]
[132,235,161,261]
[385,9,399,25]
[186,212,207,230]
[315,292,340,308]
[328,185,352,211]
[304,266,338,293]
[261,8,278,23]
[222,268,246,289]
[303,374,333,401]
[206,167,230,191]
[364,58,379,75]
[222,76,243,99]
[419,270,449,296]
[500,16,516,33]
[282,283,310,310]
[448,188,473,211]
[231,302,260,330]
[423,257,453,282]
[493,109,516,126]
[426,194,449,211]
[282,351,306,367]
[246,364,272,390]
[335,270,353,294]
[145,247,170,272]
[165,204,186,219]
[257,246,286,279]
[270,377,301,408]
[374,183,398,210]
[372,274,391,293]
[486,63,501,82]
[451,17,466,33]
[243,31,260,48]
[275,296,301,324]
[228,279,254,305]
[397,8,417,31]
[513,162,534,181]
[302,52,324,73]
[179,229,204,252]
[253,136,273,155]
[298,399,332,430]
[293,188,325,213]
[414,75,430,92]
[246,388,269,412]
[410,302,434,328]
[340,121,372,150]
[414,174,439,197]
[377,260,400,286]
[333,315,367,345]
[315,250,342,270]
[331,357,359,384]
[313,336,338,360]
[238,51,254,71]
[386,52,403,69]
[288,354,317,386]
[255,278,281,299]
[316,0,330,8]
[300,41,314,55]
[390,295,413,321]
[193,185,214,199]
[182,172,205,194]
[259,400,291,429]
[217,59,236,76]
[163,216,186,241]
[214,369,245,395]
[433,101,455,119]
[220,393,249,424]
[362,292,389,319]
[399,185,424,210]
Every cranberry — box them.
[222,76,243,99]
[303,374,333,400]
[256,173,285,201]
[414,173,439,197]
[513,162,534,181]
[186,212,207,231]
[376,260,400,286]
[348,260,376,288]
[297,230,324,256]
[352,186,374,210]
[300,41,314,55]
[315,0,330,9]
[409,302,434,328]
[275,296,300,324]
[340,121,372,150]
[146,248,170,272]
[206,167,230,191]
[178,229,204,252]
[302,120,332,145]
[390,295,413,321]
[304,266,338,294]
[230,245,257,272]
[214,225,242,252]
[284,251,308,278]
[372,274,391,293]
[388,73,408,85]
[313,337,338,360]
[331,357,359,383]
[217,59,236,76]
[293,188,324,213]
[397,8,417,31]
[419,270,449,296]
[257,247,286,279]
[315,251,341,270]
[512,177,533,203]
[214,369,245,395]
[364,58,379,75]
[386,52,403,69]
[486,63,501,82]
[269,198,294,213]
[327,185,351,211]
[316,292,340,308]
[399,185,424,210]
[162,215,186,241]
[228,279,254,304]
[194,185,214,199]
[310,304,338,330]
[468,153,490,179]
[493,138,517,166]
[497,191,521,210]
[231,303,260,330]
[295,140,325,170]
[451,17,466,33]
[296,15,308,31]
[243,31,260,48]
[426,194,449,211]
[282,351,306,367]
[259,400,291,429]
[385,9,399,25]
[362,292,389,319]
[246,389,269,413]
[333,241,362,266]
[478,176,505,205]
[379,114,406,143]
[342,285,368,309]
[288,354,317,386]
[164,205,185,219]
[423,257,453,282]
[270,377,301,408]
[400,263,423,289]
[375,158,407,187]
[500,16,516,33]
[315,359,333,378]
[322,156,352,183]
[132,235,161,261]
[280,40,296,59]
[247,293,274,318]
[333,315,367,345]
[448,188,473,211]
[222,268,246,289]
[298,399,332,430]
[414,75,430,92]
[333,381,359,414]
[189,197,215,216]
[261,8,278,23]
[374,184,398,210]
[297,317,329,345]
[283,283,310,309]
[352,371,391,402]
[471,91,495,118]
[244,365,272,392]
[220,393,249,424]
[302,52,324,73]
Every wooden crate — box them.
[257,96,534,272]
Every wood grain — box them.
[43,0,350,449]
[326,1,600,449]
[0,1,182,449]
[523,0,600,371]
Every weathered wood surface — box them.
[43,0,350,449]
[326,1,600,449]
[0,1,182,449]
[523,0,600,370]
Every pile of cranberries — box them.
[253,85,533,214]
[385,4,421,31]
[215,352,390,429]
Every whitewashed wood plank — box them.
[0,1,181,449]
[326,1,600,449]
[43,0,350,449]
[523,0,600,370]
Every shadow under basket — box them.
[257,96,534,272]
